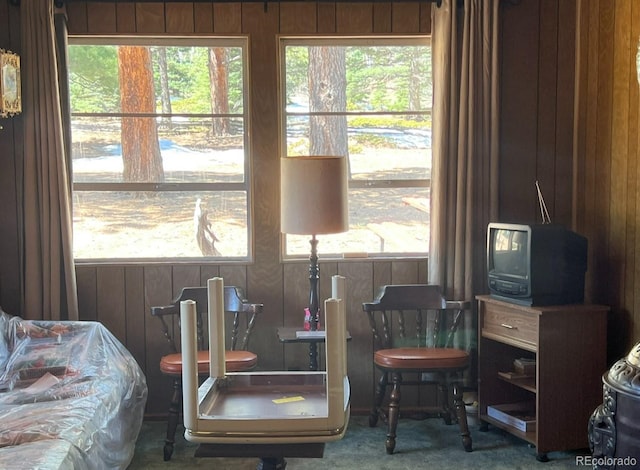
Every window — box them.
[280,37,431,258]
[68,38,250,261]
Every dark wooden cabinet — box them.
[476,295,608,461]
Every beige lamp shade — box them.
[281,156,349,235]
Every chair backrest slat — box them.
[158,315,176,353]
[433,309,442,348]
[381,311,392,349]
[239,310,258,351]
[445,307,465,348]
[416,309,424,345]
[231,312,240,350]
[397,310,406,340]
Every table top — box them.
[277,327,352,343]
[199,373,328,419]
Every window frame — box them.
[278,35,432,261]
[68,36,253,263]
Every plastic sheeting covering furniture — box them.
[0,308,148,469]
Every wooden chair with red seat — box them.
[362,284,472,455]
[151,285,263,461]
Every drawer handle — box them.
[500,323,517,330]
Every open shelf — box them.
[497,373,536,393]
[480,413,536,445]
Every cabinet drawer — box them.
[482,303,538,349]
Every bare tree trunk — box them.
[155,47,172,129]
[208,47,230,136]
[308,46,348,160]
[117,46,164,182]
[409,49,422,118]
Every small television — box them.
[487,222,588,306]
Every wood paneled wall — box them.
[574,0,640,361]
[498,0,577,225]
[2,0,633,418]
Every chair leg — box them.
[385,373,402,454]
[437,381,453,425]
[369,372,388,427]
[164,377,182,461]
[452,381,472,452]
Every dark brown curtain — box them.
[20,0,78,320]
[430,0,500,369]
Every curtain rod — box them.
[7,0,525,10]
[9,0,443,6]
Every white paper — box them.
[295,330,326,338]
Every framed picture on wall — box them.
[0,49,21,117]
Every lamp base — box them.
[308,235,320,331]
[308,235,320,370]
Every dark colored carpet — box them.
[128,413,587,469]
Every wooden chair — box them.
[362,284,473,454]
[151,285,263,461]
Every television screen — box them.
[491,229,528,278]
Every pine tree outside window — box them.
[280,37,432,258]
[68,37,250,261]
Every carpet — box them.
[128,414,587,469]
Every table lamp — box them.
[281,155,348,332]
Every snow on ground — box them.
[72,141,244,175]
